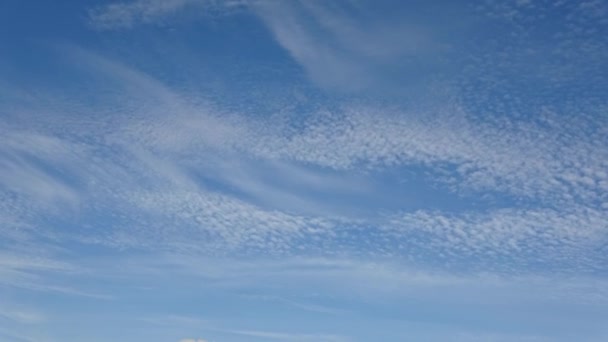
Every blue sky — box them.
[1,0,608,341]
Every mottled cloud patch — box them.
[88,0,247,30]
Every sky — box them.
[1,0,608,341]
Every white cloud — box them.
[384,206,608,272]
[88,0,197,30]
[88,0,246,30]
[223,329,349,341]
[85,62,606,211]
[251,1,370,91]
[2,45,606,273]
[3,4,608,341]
[93,254,608,307]
[3,251,607,340]
[87,0,450,90]
[251,1,446,90]
[121,188,336,253]
[0,127,80,207]
[0,251,111,298]
[78,3,608,221]
[0,310,45,324]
